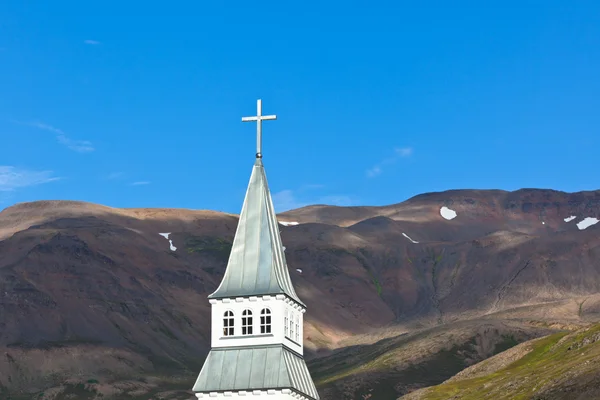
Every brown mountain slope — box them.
[1,188,600,399]
[282,188,600,241]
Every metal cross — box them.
[242,99,277,159]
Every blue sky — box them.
[1,1,599,213]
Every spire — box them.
[208,101,304,306]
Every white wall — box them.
[210,294,304,355]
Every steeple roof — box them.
[208,157,304,306]
[193,345,319,399]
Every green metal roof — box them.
[192,345,319,399]
[208,158,304,306]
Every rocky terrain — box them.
[1,188,600,399]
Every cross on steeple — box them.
[242,99,277,159]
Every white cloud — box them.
[27,122,62,135]
[106,172,124,180]
[366,166,382,178]
[272,190,306,211]
[56,135,94,152]
[395,147,413,157]
[84,40,101,45]
[23,122,94,153]
[131,181,151,186]
[0,166,60,191]
[272,189,355,212]
[366,146,413,178]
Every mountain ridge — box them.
[2,187,600,399]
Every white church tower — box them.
[192,100,320,400]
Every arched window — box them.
[242,309,253,335]
[289,312,294,340]
[223,311,234,336]
[295,314,300,342]
[284,309,289,337]
[260,308,272,334]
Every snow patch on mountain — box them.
[577,218,599,230]
[440,206,457,220]
[402,232,419,244]
[159,232,177,251]
[280,221,299,226]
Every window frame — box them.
[289,311,294,340]
[223,310,234,336]
[260,308,272,334]
[241,309,253,335]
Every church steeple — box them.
[192,100,319,400]
[208,155,304,306]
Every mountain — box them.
[1,188,600,399]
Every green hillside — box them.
[402,323,600,400]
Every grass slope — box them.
[403,323,600,400]
[309,319,554,399]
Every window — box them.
[260,308,272,334]
[223,311,234,336]
[242,309,253,335]
[284,309,289,337]
[289,312,294,340]
[295,314,300,342]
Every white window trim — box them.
[289,311,294,340]
[223,310,234,336]
[241,309,253,335]
[260,307,272,334]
